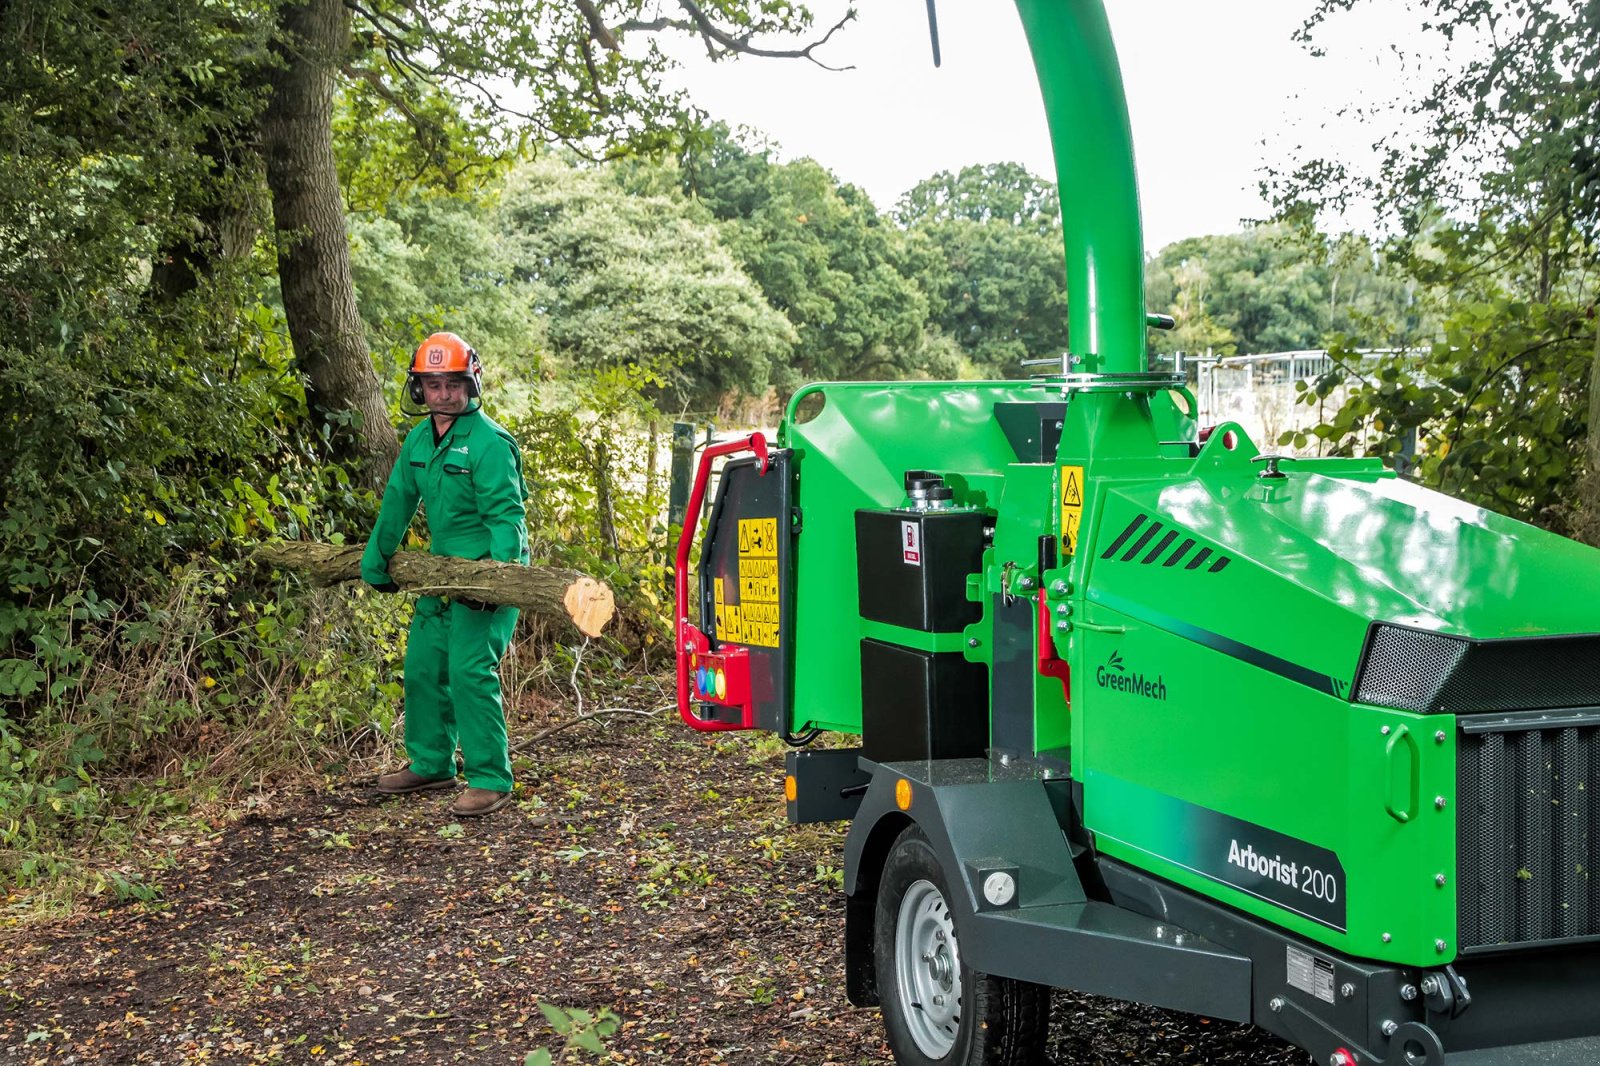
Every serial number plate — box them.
[1286,945,1335,1005]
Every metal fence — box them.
[1180,349,1409,457]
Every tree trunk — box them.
[253,542,617,638]
[261,0,398,491]
[594,437,619,565]
[1581,313,1600,546]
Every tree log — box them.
[254,542,615,638]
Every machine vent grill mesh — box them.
[1458,722,1600,950]
[1355,626,1600,714]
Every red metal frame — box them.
[1036,589,1071,702]
[674,433,770,731]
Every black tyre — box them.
[873,824,1050,1065]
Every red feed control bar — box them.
[674,433,769,731]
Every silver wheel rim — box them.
[894,877,963,1058]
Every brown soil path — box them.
[0,693,1302,1064]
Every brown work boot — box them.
[449,787,512,817]
[376,766,458,794]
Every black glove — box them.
[369,580,401,594]
[456,596,496,612]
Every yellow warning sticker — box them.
[721,517,780,647]
[1060,465,1085,556]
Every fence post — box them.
[669,422,695,530]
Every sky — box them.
[657,0,1436,252]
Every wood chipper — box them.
[672,2,1600,1063]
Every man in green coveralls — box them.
[362,331,529,817]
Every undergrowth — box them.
[0,567,417,915]
[0,366,677,920]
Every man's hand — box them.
[455,596,496,612]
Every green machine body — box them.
[673,2,1600,1063]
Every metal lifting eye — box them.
[1251,454,1296,480]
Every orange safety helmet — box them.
[406,332,483,405]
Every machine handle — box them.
[673,433,769,731]
[1384,725,1419,824]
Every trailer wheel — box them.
[873,824,1049,1065]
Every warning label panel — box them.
[1060,465,1085,556]
[715,517,780,648]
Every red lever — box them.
[674,433,769,731]
[1037,589,1070,703]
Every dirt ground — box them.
[0,684,1306,1065]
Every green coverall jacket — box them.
[361,409,529,578]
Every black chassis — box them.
[796,752,1600,1066]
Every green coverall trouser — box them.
[403,596,519,792]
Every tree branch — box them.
[616,1,856,70]
[575,0,618,50]
[510,705,668,751]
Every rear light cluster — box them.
[688,649,751,709]
[691,653,729,701]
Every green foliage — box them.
[1144,226,1418,357]
[0,0,378,684]
[524,1002,620,1064]
[1288,0,1600,243]
[1284,296,1591,530]
[681,126,951,385]
[334,77,513,216]
[327,0,849,256]
[897,165,1069,376]
[505,366,673,645]
[1269,2,1598,531]
[896,161,1062,234]
[0,565,408,890]
[349,187,546,387]
[499,158,795,410]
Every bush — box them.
[0,563,409,893]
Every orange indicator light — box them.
[895,778,912,811]
[784,775,798,802]
[715,670,727,700]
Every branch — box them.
[344,64,437,151]
[577,29,608,109]
[617,1,856,70]
[252,541,617,638]
[346,0,416,39]
[510,705,669,751]
[575,0,618,50]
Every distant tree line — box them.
[349,133,1440,418]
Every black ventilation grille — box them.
[1355,625,1600,714]
[1458,714,1600,952]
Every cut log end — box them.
[564,577,616,639]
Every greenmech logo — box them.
[1095,650,1167,701]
